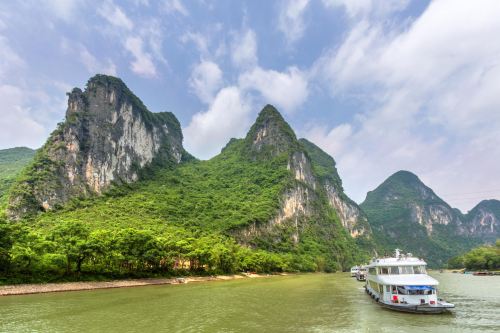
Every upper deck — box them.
[368,256,426,267]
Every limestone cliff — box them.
[465,200,500,242]
[7,75,189,220]
[235,105,371,249]
[299,138,371,238]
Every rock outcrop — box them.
[465,200,500,242]
[299,138,371,238]
[235,105,371,247]
[7,75,190,220]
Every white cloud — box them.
[321,0,409,18]
[98,1,134,31]
[184,87,252,159]
[0,36,24,80]
[141,20,168,65]
[80,49,117,76]
[180,31,209,56]
[0,85,47,149]
[231,29,257,68]
[239,66,308,113]
[59,39,117,75]
[43,0,84,21]
[310,0,500,211]
[278,0,310,44]
[304,123,352,157]
[163,0,189,16]
[189,60,223,104]
[124,36,157,77]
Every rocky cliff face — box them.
[7,75,189,220]
[465,200,500,242]
[235,105,371,247]
[299,138,371,239]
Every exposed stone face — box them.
[235,185,314,245]
[410,203,458,235]
[324,183,368,237]
[464,200,500,241]
[288,151,316,189]
[7,75,187,220]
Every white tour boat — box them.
[365,249,454,314]
[350,266,360,277]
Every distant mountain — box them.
[465,200,500,242]
[0,147,35,208]
[6,75,191,220]
[360,170,498,266]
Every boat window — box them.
[390,266,399,275]
[380,267,389,275]
[369,268,377,275]
[385,285,390,292]
[392,285,397,294]
[399,266,413,274]
[413,266,427,274]
[397,286,407,295]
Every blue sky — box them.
[1,0,500,211]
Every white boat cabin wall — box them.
[366,264,438,305]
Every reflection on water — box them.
[0,273,499,333]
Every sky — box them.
[1,0,500,212]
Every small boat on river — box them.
[356,266,367,281]
[365,249,454,314]
[350,266,360,277]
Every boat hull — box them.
[365,287,453,314]
[378,301,454,314]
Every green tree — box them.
[51,221,91,274]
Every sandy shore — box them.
[0,273,270,296]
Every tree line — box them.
[447,240,500,270]
[0,219,336,284]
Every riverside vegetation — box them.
[447,240,500,271]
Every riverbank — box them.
[0,273,276,296]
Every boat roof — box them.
[368,257,426,267]
[375,274,439,286]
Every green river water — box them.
[0,273,498,332]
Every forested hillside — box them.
[0,77,372,283]
[0,147,35,208]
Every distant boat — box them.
[350,266,360,277]
[472,271,493,276]
[365,249,455,314]
[356,266,367,281]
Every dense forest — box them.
[0,217,326,284]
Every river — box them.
[0,273,498,332]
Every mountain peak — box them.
[245,105,298,156]
[6,75,187,220]
[367,170,437,202]
[387,170,420,183]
